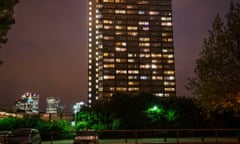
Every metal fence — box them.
[41,129,240,144]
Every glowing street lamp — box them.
[72,101,85,126]
[147,105,164,114]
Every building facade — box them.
[88,0,176,104]
[15,92,39,114]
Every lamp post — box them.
[72,102,85,126]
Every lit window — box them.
[115,10,126,14]
[103,0,114,2]
[151,64,157,69]
[103,53,109,57]
[128,53,137,57]
[128,70,139,74]
[128,81,139,85]
[104,75,115,79]
[104,25,113,29]
[104,64,115,68]
[138,1,148,4]
[116,87,127,91]
[152,76,163,80]
[116,42,121,46]
[96,14,102,19]
[139,53,150,58]
[116,70,127,74]
[110,87,115,91]
[103,20,113,24]
[161,17,172,21]
[140,76,148,80]
[164,88,175,92]
[128,76,138,80]
[164,81,175,86]
[116,31,123,35]
[127,5,134,9]
[161,22,172,26]
[140,64,151,69]
[104,36,114,40]
[116,58,127,63]
[168,76,175,80]
[149,11,159,15]
[127,26,138,30]
[168,60,174,64]
[163,54,171,58]
[116,47,127,52]
[138,21,149,25]
[168,54,174,58]
[139,42,150,47]
[128,59,134,63]
[151,59,158,63]
[164,71,175,75]
[104,58,114,62]
[115,0,125,3]
[138,11,145,15]
[155,93,164,97]
[139,37,150,41]
[115,25,124,30]
[168,38,173,42]
[162,49,168,53]
[142,48,150,52]
[128,87,139,91]
[143,27,149,31]
[122,42,127,47]
[128,32,138,36]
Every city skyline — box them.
[0,0,237,112]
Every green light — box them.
[145,105,178,123]
[147,105,164,114]
[164,110,177,121]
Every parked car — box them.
[73,130,98,144]
[0,131,10,144]
[6,128,41,144]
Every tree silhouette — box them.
[0,0,18,65]
[187,2,240,115]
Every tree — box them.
[187,2,240,115]
[0,0,18,65]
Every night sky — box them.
[0,0,238,112]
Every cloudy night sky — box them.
[0,0,238,112]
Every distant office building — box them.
[88,0,176,104]
[15,92,39,114]
[46,97,60,114]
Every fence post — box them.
[125,131,128,143]
[164,137,167,142]
[135,130,138,144]
[50,131,53,144]
[176,129,179,144]
[215,129,218,143]
[201,137,204,143]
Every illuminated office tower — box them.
[88,0,176,104]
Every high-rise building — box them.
[15,92,39,114]
[88,0,176,104]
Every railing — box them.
[42,129,240,144]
